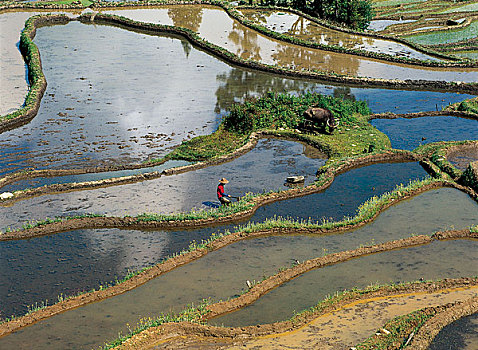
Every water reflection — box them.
[370,115,478,150]
[1,220,477,349]
[240,9,439,61]
[0,11,475,176]
[103,6,477,81]
[0,138,327,230]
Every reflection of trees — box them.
[214,69,309,113]
[333,86,356,101]
[168,6,203,32]
[214,68,358,114]
[227,21,263,62]
[271,44,360,76]
[290,17,306,35]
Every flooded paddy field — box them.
[213,238,478,327]
[1,3,477,348]
[102,6,478,81]
[0,160,425,231]
[404,20,478,45]
[0,188,476,349]
[370,115,478,150]
[237,8,438,60]
[0,10,475,177]
[430,312,478,350]
[0,164,453,317]
[0,159,189,193]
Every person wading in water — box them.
[217,178,232,205]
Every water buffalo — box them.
[303,107,339,134]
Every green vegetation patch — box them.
[354,307,438,349]
[160,92,389,163]
[167,128,248,162]
[404,20,478,45]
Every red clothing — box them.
[217,183,225,199]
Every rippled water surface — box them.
[0,10,475,177]
[0,161,444,317]
[103,6,477,81]
[0,137,327,230]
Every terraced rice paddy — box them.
[405,20,478,45]
[238,8,438,60]
[0,2,477,349]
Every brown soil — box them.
[114,278,478,349]
[0,229,475,339]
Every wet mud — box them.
[221,287,478,350]
[428,310,478,350]
[447,143,478,170]
[1,11,475,176]
[0,137,328,230]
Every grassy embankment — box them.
[160,92,389,163]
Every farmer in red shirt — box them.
[217,178,231,205]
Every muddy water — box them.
[0,227,215,317]
[239,9,438,60]
[0,11,32,115]
[429,312,478,350]
[0,9,83,116]
[0,12,475,177]
[213,239,478,327]
[448,147,478,170]
[0,188,476,349]
[0,137,328,230]
[102,6,478,81]
[370,115,478,150]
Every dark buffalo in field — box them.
[303,107,339,134]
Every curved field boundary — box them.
[0,110,475,197]
[0,150,436,240]
[398,16,477,37]
[81,13,478,90]
[230,5,457,64]
[0,228,475,338]
[410,295,478,349]
[0,132,263,201]
[112,282,478,349]
[2,11,477,135]
[0,129,397,203]
[369,109,478,120]
[1,12,477,143]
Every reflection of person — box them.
[217,178,231,205]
